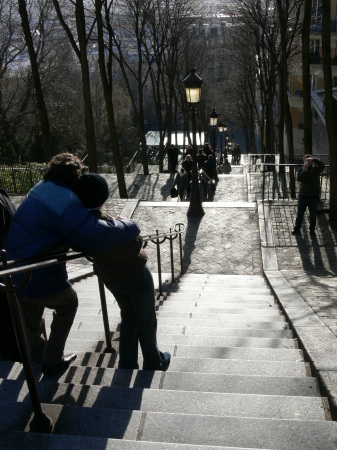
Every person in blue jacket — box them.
[72,173,171,371]
[5,153,139,376]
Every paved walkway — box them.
[8,155,337,416]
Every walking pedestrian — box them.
[173,167,188,200]
[182,154,193,196]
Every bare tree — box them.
[94,0,128,197]
[52,0,98,171]
[18,0,52,161]
[0,0,27,155]
[301,0,312,153]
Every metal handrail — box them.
[247,162,330,201]
[0,221,185,433]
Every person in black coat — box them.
[167,145,179,174]
[182,154,193,195]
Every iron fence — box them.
[247,162,330,203]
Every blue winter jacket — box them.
[5,180,140,298]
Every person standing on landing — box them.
[72,173,171,372]
[292,154,325,237]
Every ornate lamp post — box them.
[183,68,205,217]
[209,109,218,151]
[218,120,227,164]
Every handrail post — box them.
[169,228,174,282]
[156,230,163,296]
[0,252,53,433]
[177,223,184,274]
[97,279,113,352]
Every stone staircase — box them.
[1,273,337,449]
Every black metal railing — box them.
[0,162,45,194]
[0,221,185,433]
[247,162,330,202]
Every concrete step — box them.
[162,297,276,305]
[56,306,283,318]
[160,301,278,309]
[173,345,303,361]
[3,272,331,449]
[0,431,271,450]
[0,402,336,450]
[0,379,328,421]
[63,330,296,350]
[168,286,271,294]
[5,352,308,377]
[156,309,282,319]
[5,364,320,397]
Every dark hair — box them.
[43,153,82,187]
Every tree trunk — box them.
[276,0,295,198]
[18,0,52,162]
[322,0,337,227]
[95,0,127,198]
[75,0,97,172]
[302,0,312,153]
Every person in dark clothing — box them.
[72,173,171,371]
[173,167,188,200]
[0,188,21,362]
[292,154,325,236]
[197,148,207,170]
[167,145,179,174]
[5,153,139,376]
[182,154,193,195]
[223,158,232,174]
[203,155,218,182]
[203,142,213,158]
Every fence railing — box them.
[247,162,330,202]
[0,221,185,433]
[0,163,45,194]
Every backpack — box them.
[0,188,21,361]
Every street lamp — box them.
[218,120,227,164]
[183,68,205,217]
[209,109,218,151]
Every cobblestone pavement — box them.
[264,200,337,338]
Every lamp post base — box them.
[187,182,205,217]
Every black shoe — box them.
[310,230,316,236]
[42,353,77,376]
[291,228,301,235]
[160,351,171,372]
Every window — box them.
[311,0,322,24]
[310,39,320,54]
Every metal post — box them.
[187,106,205,217]
[0,252,53,433]
[169,228,174,282]
[155,230,163,295]
[97,279,113,352]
